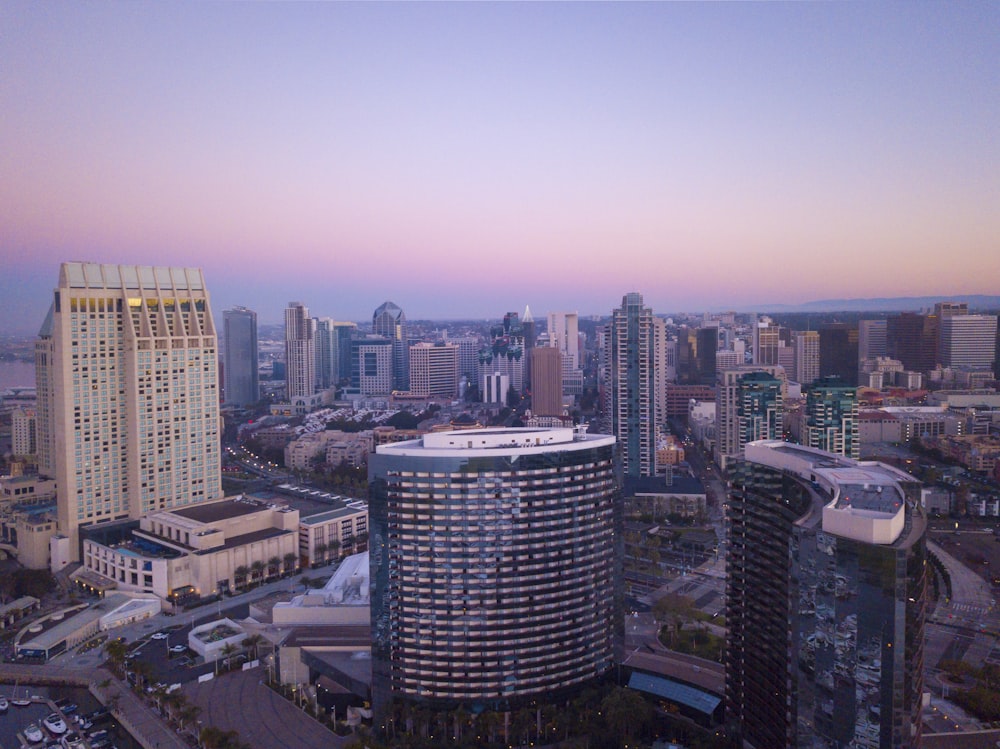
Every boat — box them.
[0,695,8,713]
[60,733,86,749]
[73,716,92,731]
[87,730,109,743]
[24,723,45,743]
[43,713,68,735]
[11,680,31,707]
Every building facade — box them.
[715,367,784,470]
[368,427,619,719]
[36,263,222,559]
[603,292,656,477]
[351,337,394,396]
[726,440,925,749]
[803,376,860,460]
[223,306,259,407]
[793,330,820,385]
[285,302,315,400]
[939,314,997,372]
[530,345,563,416]
[373,301,409,391]
[408,342,458,399]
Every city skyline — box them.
[3,2,999,333]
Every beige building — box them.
[11,408,36,457]
[36,263,222,560]
[80,495,299,600]
[408,342,458,399]
[299,502,368,566]
[530,345,563,416]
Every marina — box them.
[0,686,138,749]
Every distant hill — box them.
[725,295,1000,314]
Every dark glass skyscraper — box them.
[368,427,619,723]
[223,306,259,407]
[727,440,926,749]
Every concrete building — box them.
[272,551,370,626]
[530,345,564,416]
[223,306,259,407]
[408,342,458,399]
[285,302,316,400]
[79,495,300,600]
[350,337,393,396]
[939,314,997,372]
[857,319,888,364]
[479,312,526,394]
[368,427,618,718]
[481,372,509,404]
[35,263,222,560]
[603,292,657,477]
[727,441,925,749]
[715,367,784,470]
[819,323,859,386]
[887,313,938,374]
[314,318,356,390]
[372,301,408,391]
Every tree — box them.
[267,556,282,580]
[314,543,328,566]
[104,638,129,677]
[283,552,298,576]
[249,560,265,586]
[242,633,264,661]
[233,565,250,591]
[221,642,239,671]
[600,687,653,746]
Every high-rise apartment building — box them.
[408,342,458,398]
[547,311,580,370]
[313,319,357,390]
[803,376,859,459]
[223,306,259,407]
[11,408,36,456]
[753,318,782,366]
[651,317,672,428]
[792,330,820,385]
[284,302,315,400]
[369,427,618,720]
[373,301,408,390]
[726,440,925,749]
[530,345,563,416]
[479,312,526,394]
[715,367,784,470]
[36,263,222,558]
[939,314,997,371]
[603,292,656,477]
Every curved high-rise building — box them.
[223,306,258,407]
[368,427,619,719]
[726,440,926,749]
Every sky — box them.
[2,2,998,333]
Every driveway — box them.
[182,667,347,749]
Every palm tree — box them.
[249,560,265,586]
[314,542,328,566]
[328,539,341,560]
[266,556,281,580]
[233,565,250,592]
[282,552,298,576]
[104,638,128,677]
[242,633,264,661]
[221,642,239,671]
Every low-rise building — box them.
[298,502,368,566]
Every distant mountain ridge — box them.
[724,294,1000,314]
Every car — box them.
[169,645,186,653]
[150,632,168,640]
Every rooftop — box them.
[171,496,278,524]
[378,426,615,458]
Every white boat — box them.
[24,723,44,743]
[0,695,8,712]
[11,680,31,707]
[43,713,68,735]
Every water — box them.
[0,361,35,390]
[0,684,138,749]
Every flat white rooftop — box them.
[377,427,615,459]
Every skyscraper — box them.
[36,263,222,558]
[351,336,393,395]
[726,440,925,749]
[603,292,656,477]
[939,314,998,371]
[223,306,259,407]
[479,312,525,394]
[819,323,859,386]
[373,301,408,391]
[715,367,784,470]
[368,426,618,721]
[408,342,458,398]
[792,330,821,386]
[803,375,859,459]
[284,302,315,400]
[547,311,580,370]
[857,319,888,361]
[530,344,563,415]
[887,313,938,374]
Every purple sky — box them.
[2,2,998,333]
